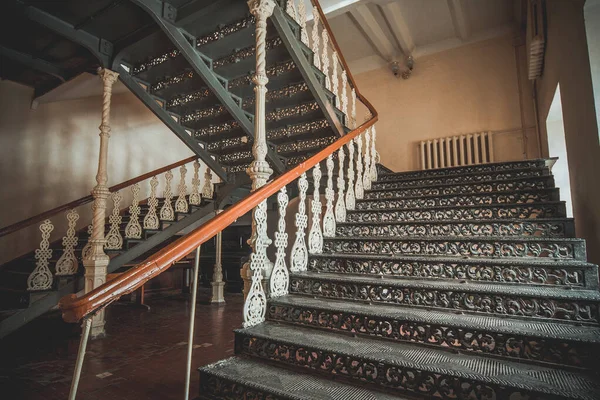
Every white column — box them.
[83,68,119,338]
[243,0,276,328]
[211,210,225,303]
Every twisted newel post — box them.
[243,0,275,327]
[83,68,119,338]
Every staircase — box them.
[0,0,348,337]
[198,159,600,400]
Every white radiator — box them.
[419,132,494,170]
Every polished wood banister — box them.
[0,155,199,239]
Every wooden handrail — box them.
[58,0,378,323]
[0,155,198,238]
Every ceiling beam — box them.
[381,1,415,57]
[349,5,396,61]
[0,45,68,82]
[447,0,471,41]
[23,5,113,67]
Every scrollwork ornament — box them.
[335,147,346,222]
[290,173,309,271]
[308,163,323,254]
[189,160,202,205]
[311,7,321,68]
[345,139,356,210]
[143,176,159,229]
[243,200,270,327]
[321,29,331,90]
[202,167,214,199]
[355,135,364,199]
[363,127,372,190]
[297,0,309,45]
[270,187,289,297]
[125,183,142,239]
[175,164,189,213]
[27,220,54,291]
[56,209,80,275]
[81,222,93,259]
[323,155,336,237]
[160,170,175,220]
[371,125,378,181]
[105,191,123,249]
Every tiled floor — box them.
[0,290,243,399]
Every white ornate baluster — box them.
[175,165,189,213]
[189,160,202,205]
[321,30,331,90]
[270,187,289,297]
[351,87,357,129]
[323,155,336,237]
[160,170,175,220]
[144,176,159,229]
[27,220,54,291]
[332,52,339,108]
[105,192,123,249]
[81,222,93,260]
[308,163,323,254]
[345,140,356,210]
[355,135,364,199]
[285,0,298,22]
[290,172,308,271]
[56,209,80,276]
[311,7,321,69]
[335,147,346,222]
[202,167,214,199]
[244,0,276,328]
[297,0,309,45]
[363,127,372,190]
[371,125,378,181]
[341,70,348,117]
[125,183,142,239]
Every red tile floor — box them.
[0,290,243,399]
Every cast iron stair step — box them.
[356,188,560,209]
[322,235,586,260]
[370,167,549,190]
[346,201,566,223]
[336,218,574,238]
[365,175,555,198]
[307,253,599,288]
[197,356,408,400]
[289,271,600,324]
[267,294,600,369]
[377,158,556,181]
[235,322,600,400]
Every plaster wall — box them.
[353,34,538,173]
[534,0,600,265]
[0,80,216,264]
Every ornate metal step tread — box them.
[323,235,586,260]
[365,175,554,196]
[356,188,560,209]
[371,167,549,188]
[308,253,598,288]
[290,271,600,302]
[269,295,600,343]
[346,201,566,222]
[237,322,600,400]
[378,158,555,181]
[198,356,405,400]
[336,218,574,238]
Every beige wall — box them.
[0,80,213,263]
[354,34,538,173]
[534,0,600,265]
